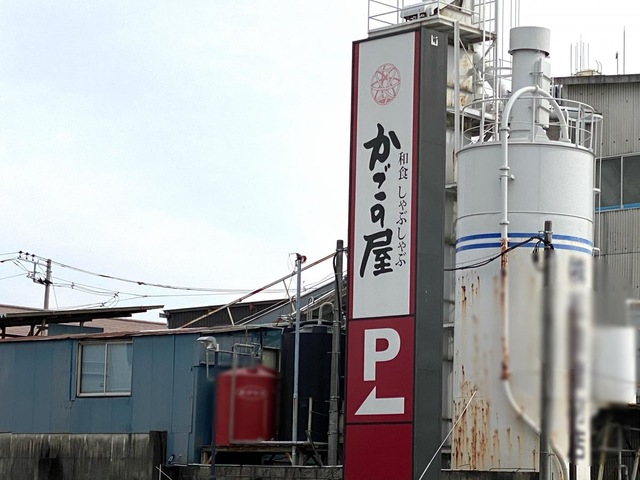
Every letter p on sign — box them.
[363,328,401,381]
[345,316,414,422]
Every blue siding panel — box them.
[168,432,191,465]
[131,336,154,432]
[0,328,279,465]
[32,342,53,432]
[12,343,36,432]
[147,336,175,432]
[88,398,113,432]
[109,397,133,432]
[0,344,15,431]
[171,335,195,434]
[50,342,73,432]
[192,365,214,460]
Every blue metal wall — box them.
[0,329,279,463]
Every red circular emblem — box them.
[370,63,401,105]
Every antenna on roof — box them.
[623,26,626,74]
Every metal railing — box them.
[461,96,602,152]
[367,0,480,33]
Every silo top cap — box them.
[509,26,551,55]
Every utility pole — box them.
[43,259,52,310]
[540,220,554,480]
[328,240,344,466]
[291,253,305,465]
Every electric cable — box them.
[0,273,28,282]
[18,251,281,293]
[444,235,544,271]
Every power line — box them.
[0,273,27,282]
[444,236,545,271]
[16,251,285,294]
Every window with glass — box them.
[78,342,133,396]
[597,153,640,210]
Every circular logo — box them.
[371,63,401,105]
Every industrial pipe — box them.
[498,86,570,480]
[291,253,305,465]
[328,240,344,466]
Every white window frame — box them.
[76,341,133,397]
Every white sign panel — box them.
[350,32,416,319]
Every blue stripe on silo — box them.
[456,231,593,254]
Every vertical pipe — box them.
[208,350,218,480]
[630,449,640,480]
[621,155,625,209]
[568,289,578,480]
[454,21,460,154]
[623,26,626,75]
[570,45,573,76]
[43,259,52,310]
[229,348,238,443]
[619,426,624,480]
[540,220,554,480]
[499,124,510,241]
[495,0,501,106]
[597,419,611,480]
[292,253,304,465]
[328,240,344,466]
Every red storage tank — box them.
[215,365,278,445]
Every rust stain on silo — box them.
[492,429,501,468]
[500,238,510,380]
[453,391,492,470]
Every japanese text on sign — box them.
[359,123,403,278]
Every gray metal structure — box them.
[557,72,640,480]
[414,26,447,480]
[596,209,640,298]
[556,74,640,298]
[555,74,640,158]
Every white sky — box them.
[0,1,637,320]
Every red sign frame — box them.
[345,316,415,424]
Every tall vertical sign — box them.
[346,28,446,480]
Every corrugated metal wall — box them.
[596,209,640,298]
[561,80,640,157]
[0,333,203,462]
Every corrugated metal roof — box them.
[0,324,282,343]
[164,281,337,329]
[0,305,164,327]
[0,305,165,339]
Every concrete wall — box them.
[166,465,343,480]
[165,466,537,480]
[0,432,165,480]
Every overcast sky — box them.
[1,1,637,320]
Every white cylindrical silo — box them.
[452,140,594,476]
[452,26,596,480]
